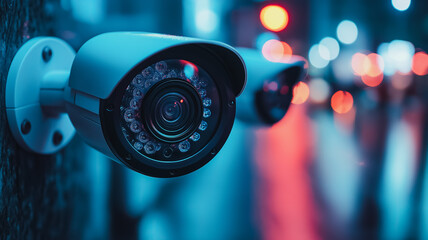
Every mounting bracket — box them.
[6,37,76,154]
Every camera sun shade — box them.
[5,32,246,177]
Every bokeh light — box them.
[366,53,384,77]
[262,39,293,62]
[352,53,384,87]
[412,52,428,76]
[309,78,331,104]
[319,37,340,60]
[377,43,396,76]
[331,91,354,114]
[255,32,279,50]
[195,9,219,33]
[291,82,310,104]
[337,20,358,44]
[351,53,370,76]
[260,5,289,32]
[392,0,411,11]
[361,74,384,88]
[388,40,415,74]
[309,44,329,68]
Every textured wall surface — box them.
[0,1,89,239]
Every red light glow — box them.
[366,53,384,77]
[260,5,289,32]
[254,106,319,240]
[351,53,370,76]
[291,82,309,104]
[262,39,293,62]
[412,52,428,76]
[361,73,384,87]
[352,53,384,87]
[331,91,353,114]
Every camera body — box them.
[235,48,306,126]
[6,32,246,177]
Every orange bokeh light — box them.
[352,52,384,87]
[366,53,384,77]
[260,5,289,32]
[412,52,428,76]
[351,53,370,76]
[331,91,353,114]
[291,82,310,104]
[262,39,293,62]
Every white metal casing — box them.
[6,37,76,154]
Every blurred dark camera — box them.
[236,48,306,126]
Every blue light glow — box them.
[184,64,195,79]
[309,44,330,68]
[380,120,416,240]
[392,0,411,11]
[196,9,219,33]
[336,20,358,44]
[388,40,415,74]
[319,37,340,60]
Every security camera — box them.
[6,32,246,177]
[235,48,306,125]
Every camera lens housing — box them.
[98,43,242,177]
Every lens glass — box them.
[120,59,220,162]
[143,79,202,142]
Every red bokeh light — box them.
[352,53,384,87]
[361,73,384,87]
[412,52,428,76]
[331,91,354,114]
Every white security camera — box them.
[6,32,246,177]
[235,48,306,125]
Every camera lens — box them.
[160,95,182,122]
[142,79,202,143]
[119,59,221,163]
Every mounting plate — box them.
[6,37,76,154]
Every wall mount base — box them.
[6,37,76,154]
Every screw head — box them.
[21,120,31,135]
[42,47,52,62]
[228,100,235,107]
[53,131,63,146]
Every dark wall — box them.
[0,0,90,239]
